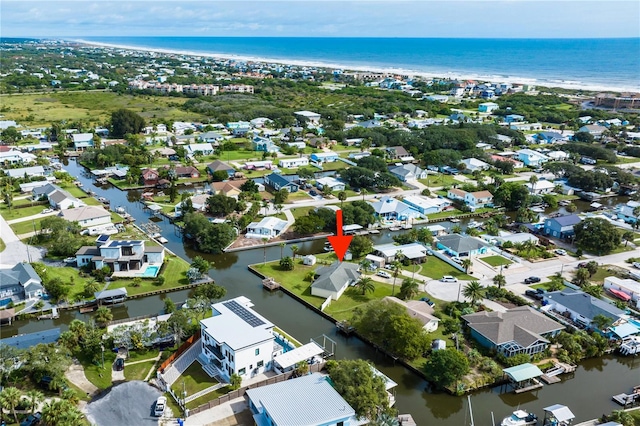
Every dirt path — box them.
[65,361,99,396]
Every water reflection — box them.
[423,390,463,420]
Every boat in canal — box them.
[501,409,538,426]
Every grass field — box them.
[176,362,219,396]
[79,351,116,390]
[418,256,474,280]
[0,92,194,128]
[124,361,156,382]
[126,348,161,362]
[291,206,314,218]
[106,254,190,296]
[0,204,47,221]
[419,174,460,188]
[481,255,513,267]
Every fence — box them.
[431,249,466,272]
[159,329,201,373]
[320,296,332,312]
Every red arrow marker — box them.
[327,209,353,262]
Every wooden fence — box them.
[159,330,201,373]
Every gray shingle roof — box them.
[545,289,625,322]
[550,214,582,227]
[437,234,488,253]
[312,262,360,292]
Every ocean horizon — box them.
[79,37,640,92]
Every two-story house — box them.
[516,149,549,167]
[0,263,44,303]
[71,133,94,150]
[543,214,582,239]
[464,190,494,210]
[75,235,165,275]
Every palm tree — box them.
[461,258,472,273]
[463,281,485,305]
[94,306,113,328]
[48,375,66,396]
[609,410,633,426]
[622,231,635,247]
[391,260,402,296]
[338,190,347,207]
[591,314,613,332]
[451,225,463,234]
[0,387,21,424]
[279,242,286,259]
[262,237,269,265]
[25,390,43,415]
[355,277,376,295]
[361,188,367,201]
[359,259,373,274]
[399,278,420,300]
[290,244,299,260]
[529,175,538,194]
[492,274,506,289]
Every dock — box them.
[336,321,355,336]
[514,379,544,393]
[540,362,576,384]
[262,277,280,291]
[37,308,59,320]
[79,305,96,313]
[612,385,640,407]
[540,374,561,384]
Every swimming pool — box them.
[140,265,160,278]
[274,334,295,353]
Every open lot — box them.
[481,255,513,267]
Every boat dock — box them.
[37,307,59,320]
[612,385,640,407]
[336,320,355,336]
[540,362,577,384]
[262,277,280,291]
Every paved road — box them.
[85,381,161,426]
[0,212,44,267]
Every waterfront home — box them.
[516,149,549,167]
[604,277,640,308]
[386,146,414,162]
[245,217,288,239]
[199,296,277,382]
[578,124,607,138]
[615,200,640,224]
[186,143,215,156]
[246,373,359,426]
[389,164,427,182]
[0,328,61,350]
[311,261,361,301]
[71,133,94,150]
[542,289,626,330]
[384,296,439,332]
[174,166,200,179]
[207,160,235,177]
[316,176,346,192]
[95,288,128,305]
[278,157,309,168]
[75,235,165,275]
[263,173,299,192]
[402,195,450,215]
[370,196,422,221]
[525,179,556,194]
[447,188,467,202]
[462,306,564,357]
[478,102,499,113]
[5,165,46,179]
[140,168,160,186]
[465,190,494,210]
[294,110,321,126]
[426,224,447,236]
[59,206,112,228]
[543,214,581,239]
[31,183,85,210]
[436,234,489,257]
[0,147,37,165]
[174,194,209,215]
[0,263,44,302]
[460,158,490,173]
[252,136,279,153]
[19,180,54,193]
[492,232,539,247]
[372,243,429,263]
[310,151,339,164]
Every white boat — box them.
[467,220,481,229]
[501,410,537,426]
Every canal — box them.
[4,158,638,424]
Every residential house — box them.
[389,164,427,182]
[310,151,339,164]
[0,147,37,165]
[207,160,235,177]
[75,236,165,273]
[604,277,640,308]
[212,181,243,198]
[370,196,422,221]
[307,136,331,149]
[5,166,46,179]
[198,131,224,144]
[252,136,279,153]
[402,195,451,215]
[244,161,273,171]
[32,183,85,210]
[460,158,490,173]
[174,166,200,179]
[535,131,565,144]
[526,179,556,194]
[447,188,467,202]
[478,102,499,113]
[578,124,607,138]
[249,117,273,128]
[140,168,160,186]
[511,122,542,131]
[490,154,523,169]
[246,373,358,426]
[311,262,361,301]
[372,243,429,263]
[200,297,277,382]
[71,133,94,150]
[504,114,525,123]
[436,234,489,257]
[60,206,111,228]
[542,289,625,329]
[316,176,346,192]
[0,263,44,302]
[263,173,299,192]
[543,214,581,239]
[464,190,494,209]
[449,113,470,123]
[547,151,570,161]
[425,224,447,236]
[384,297,439,332]
[356,119,382,129]
[492,232,539,247]
[516,149,549,167]
[462,306,564,357]
[0,329,61,350]
[175,194,209,215]
[226,121,251,136]
[615,200,640,224]
[245,217,288,239]
[386,146,413,162]
[278,157,309,169]
[294,110,321,126]
[186,143,215,156]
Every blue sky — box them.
[1,1,639,38]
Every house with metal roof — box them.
[199,296,276,382]
[0,328,61,350]
[294,110,321,125]
[246,217,288,239]
[316,176,346,192]
[264,173,299,192]
[542,289,626,329]
[71,133,94,150]
[370,196,422,220]
[389,164,427,182]
[462,306,564,357]
[543,214,582,239]
[0,263,44,303]
[5,165,46,179]
[372,242,429,263]
[460,158,490,173]
[59,206,111,228]
[402,195,451,215]
[246,373,359,426]
[436,234,489,257]
[311,261,361,301]
[604,276,640,308]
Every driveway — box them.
[85,381,162,426]
[65,360,99,397]
[0,214,44,266]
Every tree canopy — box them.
[182,213,236,253]
[423,348,470,389]
[574,217,621,255]
[110,108,146,138]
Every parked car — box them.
[633,262,640,269]
[114,357,124,371]
[309,190,318,196]
[554,249,567,256]
[376,270,391,279]
[525,289,544,300]
[154,396,167,417]
[41,208,53,214]
[440,276,458,283]
[524,276,541,284]
[420,297,435,307]
[20,412,41,426]
[451,257,462,264]
[577,262,588,269]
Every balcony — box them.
[205,344,224,361]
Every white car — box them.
[154,396,166,417]
[441,276,458,283]
[376,270,391,279]
[41,208,53,214]
[451,257,462,264]
[633,262,640,269]
[555,249,567,256]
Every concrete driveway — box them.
[0,214,44,266]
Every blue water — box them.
[140,265,160,278]
[82,37,640,91]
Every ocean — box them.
[82,37,640,92]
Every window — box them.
[255,348,260,356]
[338,422,344,426]
[257,360,263,368]
[238,368,246,375]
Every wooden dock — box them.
[612,385,640,406]
[540,374,561,384]
[262,277,280,291]
[336,321,355,336]
[514,381,544,393]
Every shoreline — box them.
[70,38,639,93]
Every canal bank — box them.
[3,157,639,425]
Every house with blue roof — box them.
[504,114,525,123]
[478,102,499,113]
[263,173,299,192]
[310,151,339,164]
[252,136,280,153]
[543,214,581,239]
[535,131,565,144]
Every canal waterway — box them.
[3,158,637,424]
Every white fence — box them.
[431,250,466,272]
[320,296,332,312]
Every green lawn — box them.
[0,204,46,221]
[320,161,348,171]
[79,351,116,390]
[273,326,302,347]
[175,362,219,397]
[106,254,190,296]
[481,255,513,267]
[419,174,459,188]
[59,184,89,198]
[291,206,315,219]
[214,150,262,162]
[185,385,231,410]
[11,219,45,236]
[124,361,156,381]
[0,237,5,252]
[418,256,474,280]
[126,348,160,362]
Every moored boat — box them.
[501,410,537,426]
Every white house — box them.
[5,166,46,179]
[604,277,640,308]
[71,133,94,150]
[75,236,164,273]
[246,217,288,239]
[461,158,490,173]
[384,296,439,332]
[278,157,309,169]
[59,206,112,228]
[0,148,37,165]
[517,149,549,167]
[402,195,450,215]
[525,179,556,194]
[200,297,277,382]
[370,196,422,220]
[388,164,427,182]
[542,289,625,329]
[372,242,429,263]
[186,143,215,156]
[464,190,494,210]
[295,110,321,125]
[311,262,360,301]
[316,176,346,192]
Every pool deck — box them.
[111,263,162,278]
